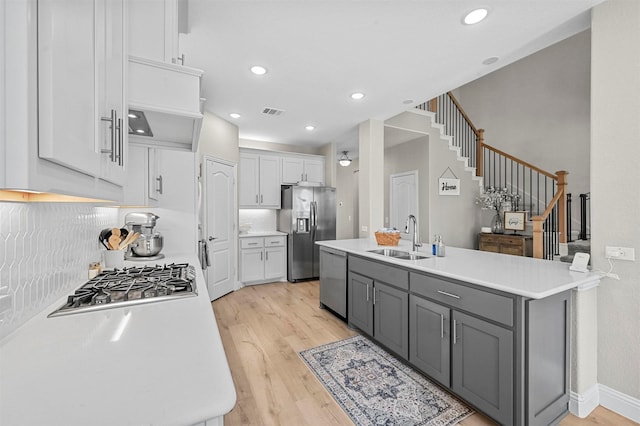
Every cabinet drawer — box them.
[264,236,285,247]
[240,237,264,249]
[410,272,513,326]
[350,256,408,290]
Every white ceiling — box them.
[180,0,604,157]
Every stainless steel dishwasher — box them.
[319,246,347,318]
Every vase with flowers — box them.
[475,187,521,234]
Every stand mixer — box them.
[124,212,165,261]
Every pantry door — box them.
[390,171,418,235]
[205,157,236,300]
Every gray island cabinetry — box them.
[343,253,571,426]
[349,256,409,359]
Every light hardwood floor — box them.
[212,281,637,426]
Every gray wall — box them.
[591,0,640,402]
[336,158,359,240]
[453,30,591,237]
[199,111,240,164]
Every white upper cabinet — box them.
[37,0,100,176]
[38,0,126,186]
[281,155,325,185]
[239,152,281,209]
[123,144,196,208]
[128,0,187,65]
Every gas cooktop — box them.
[49,263,198,317]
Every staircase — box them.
[417,92,581,260]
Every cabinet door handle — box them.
[373,288,377,305]
[247,242,258,246]
[100,109,116,162]
[260,252,263,261]
[261,194,263,203]
[116,117,123,166]
[453,319,458,344]
[266,251,269,261]
[366,284,370,302]
[256,195,259,203]
[440,314,444,339]
[173,53,185,65]
[437,290,460,299]
[156,175,163,194]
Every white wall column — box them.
[588,0,640,421]
[358,119,384,238]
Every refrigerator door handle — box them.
[311,201,317,240]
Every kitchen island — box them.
[0,254,235,426]
[317,238,601,426]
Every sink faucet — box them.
[404,215,422,251]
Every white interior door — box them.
[390,171,418,235]
[205,158,236,301]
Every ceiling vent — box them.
[262,107,285,116]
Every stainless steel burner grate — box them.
[49,263,198,317]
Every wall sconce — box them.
[338,151,352,167]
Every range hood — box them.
[128,55,204,152]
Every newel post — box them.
[556,171,568,244]
[428,98,437,113]
[476,129,485,177]
[532,216,544,259]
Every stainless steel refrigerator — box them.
[278,185,336,281]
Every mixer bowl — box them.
[131,233,163,257]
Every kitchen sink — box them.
[394,253,429,260]
[367,249,429,260]
[367,248,408,257]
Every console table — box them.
[478,233,533,257]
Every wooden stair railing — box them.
[417,92,567,259]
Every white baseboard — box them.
[569,384,599,418]
[569,384,640,423]
[599,384,640,423]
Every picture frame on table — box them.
[504,211,526,232]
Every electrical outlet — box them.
[361,225,368,232]
[605,246,635,261]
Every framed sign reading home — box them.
[439,178,460,196]
[504,211,526,232]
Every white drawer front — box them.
[241,237,264,249]
[264,236,285,247]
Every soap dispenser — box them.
[436,235,446,257]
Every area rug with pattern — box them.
[299,335,474,426]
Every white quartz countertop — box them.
[239,231,287,238]
[317,239,601,299]
[0,254,236,426]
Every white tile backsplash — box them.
[238,209,278,233]
[0,203,118,340]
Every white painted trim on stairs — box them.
[569,384,640,422]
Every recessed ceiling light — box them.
[351,92,365,100]
[229,113,241,119]
[305,125,315,131]
[402,99,414,105]
[127,113,138,119]
[482,56,499,65]
[135,129,145,134]
[250,65,267,75]
[463,8,488,25]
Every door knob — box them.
[208,236,217,241]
